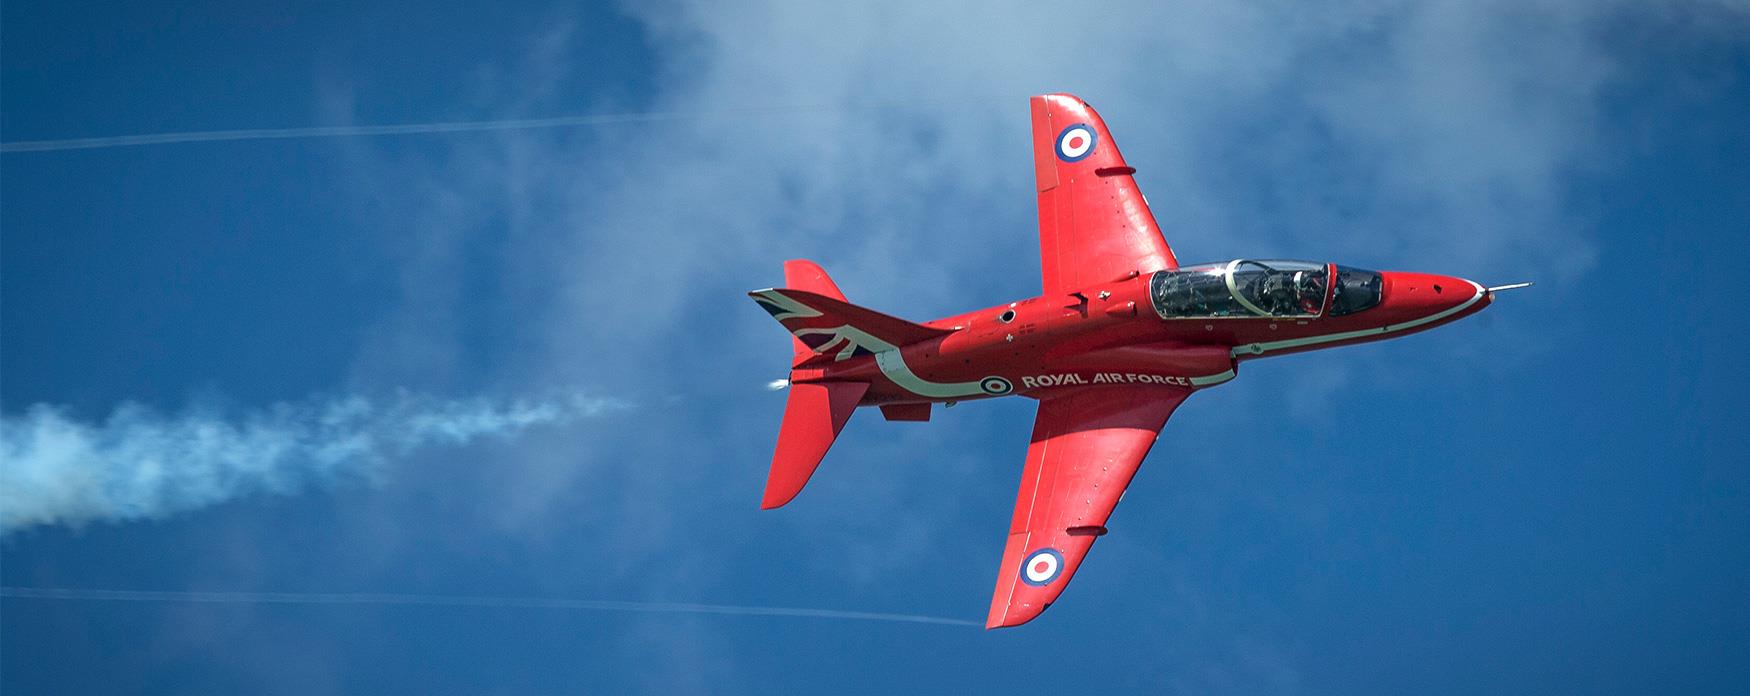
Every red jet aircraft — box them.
[751,93,1525,629]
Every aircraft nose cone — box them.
[1383,272,1484,316]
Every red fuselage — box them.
[792,264,1491,405]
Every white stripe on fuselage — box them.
[764,288,1234,398]
[1232,281,1486,357]
[873,348,995,398]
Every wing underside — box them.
[1032,93,1177,294]
[987,385,1190,629]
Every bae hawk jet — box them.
[750,93,1525,629]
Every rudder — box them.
[784,259,847,302]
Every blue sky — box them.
[4,1,1749,693]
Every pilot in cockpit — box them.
[1291,269,1326,315]
[1252,269,1325,316]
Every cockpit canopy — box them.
[1149,260,1382,320]
[1329,265,1384,316]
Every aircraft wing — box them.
[987,385,1191,628]
[1031,93,1178,295]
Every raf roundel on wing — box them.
[1021,548,1064,586]
[1055,123,1097,162]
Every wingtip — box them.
[985,601,1049,630]
[759,487,797,510]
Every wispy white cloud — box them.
[0,392,622,535]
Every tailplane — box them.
[762,381,868,509]
[752,260,945,508]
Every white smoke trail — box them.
[0,586,980,627]
[0,392,622,535]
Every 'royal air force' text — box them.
[1020,372,1195,388]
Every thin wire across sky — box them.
[0,586,981,627]
[0,99,1004,153]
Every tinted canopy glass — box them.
[1150,259,1330,319]
[1329,265,1383,316]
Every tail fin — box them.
[779,260,847,363]
[763,381,869,508]
[750,261,951,367]
[784,259,847,301]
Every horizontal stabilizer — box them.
[763,381,869,509]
